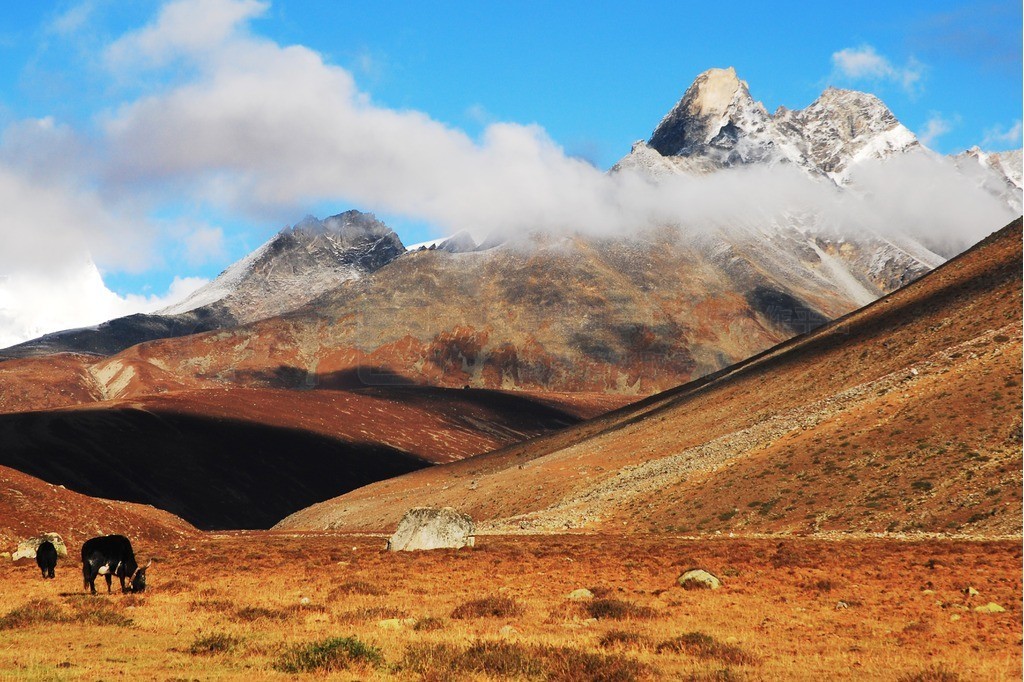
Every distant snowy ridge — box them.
[158,210,405,325]
[633,67,920,185]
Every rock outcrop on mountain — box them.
[277,218,1023,537]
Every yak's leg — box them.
[104,573,112,593]
[84,564,97,594]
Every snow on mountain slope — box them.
[160,210,405,324]
[951,147,1023,215]
[774,87,919,183]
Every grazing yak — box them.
[36,540,58,579]
[81,535,150,594]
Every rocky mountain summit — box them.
[162,210,404,323]
[633,67,919,184]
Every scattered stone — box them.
[299,597,311,605]
[974,602,1005,614]
[964,586,980,597]
[921,589,935,595]
[499,625,518,637]
[949,614,961,622]
[12,533,67,561]
[386,507,475,552]
[677,569,721,590]
[835,601,849,610]
[567,588,594,601]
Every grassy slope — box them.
[0,534,1018,680]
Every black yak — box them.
[81,535,149,594]
[36,541,57,579]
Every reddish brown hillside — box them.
[278,219,1022,537]
[0,465,196,550]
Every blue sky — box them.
[0,0,1020,344]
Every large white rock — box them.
[12,533,68,561]
[387,507,475,552]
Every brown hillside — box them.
[278,219,1023,536]
[0,465,196,550]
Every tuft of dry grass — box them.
[451,595,524,619]
[0,597,133,630]
[896,664,961,682]
[233,606,289,622]
[187,633,242,656]
[274,636,383,673]
[0,599,65,629]
[328,580,387,598]
[656,632,758,666]
[400,641,651,681]
[412,616,445,631]
[599,630,651,650]
[338,606,407,622]
[587,598,657,621]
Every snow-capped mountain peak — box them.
[637,68,920,184]
[648,67,782,167]
[774,87,919,183]
[160,210,404,322]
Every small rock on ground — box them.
[678,569,721,590]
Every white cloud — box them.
[105,0,268,71]
[0,265,208,349]
[182,225,227,265]
[917,112,956,148]
[832,45,923,94]
[465,103,494,126]
[0,158,149,274]
[48,1,96,35]
[982,119,1022,150]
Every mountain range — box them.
[0,67,1020,536]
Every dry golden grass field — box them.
[0,533,1019,681]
